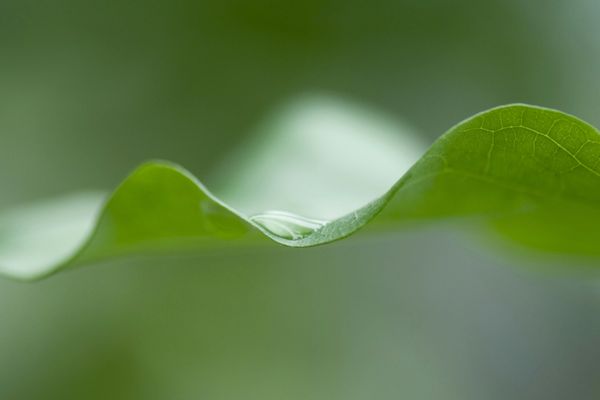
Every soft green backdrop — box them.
[0,1,599,399]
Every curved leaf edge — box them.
[3,103,595,281]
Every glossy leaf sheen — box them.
[2,104,600,280]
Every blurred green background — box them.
[1,1,599,399]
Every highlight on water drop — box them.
[249,211,327,241]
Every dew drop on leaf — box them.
[249,211,327,240]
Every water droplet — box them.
[249,211,327,240]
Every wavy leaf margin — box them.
[2,103,600,281]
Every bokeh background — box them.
[1,1,600,399]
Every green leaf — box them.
[2,100,600,281]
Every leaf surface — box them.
[2,101,600,280]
